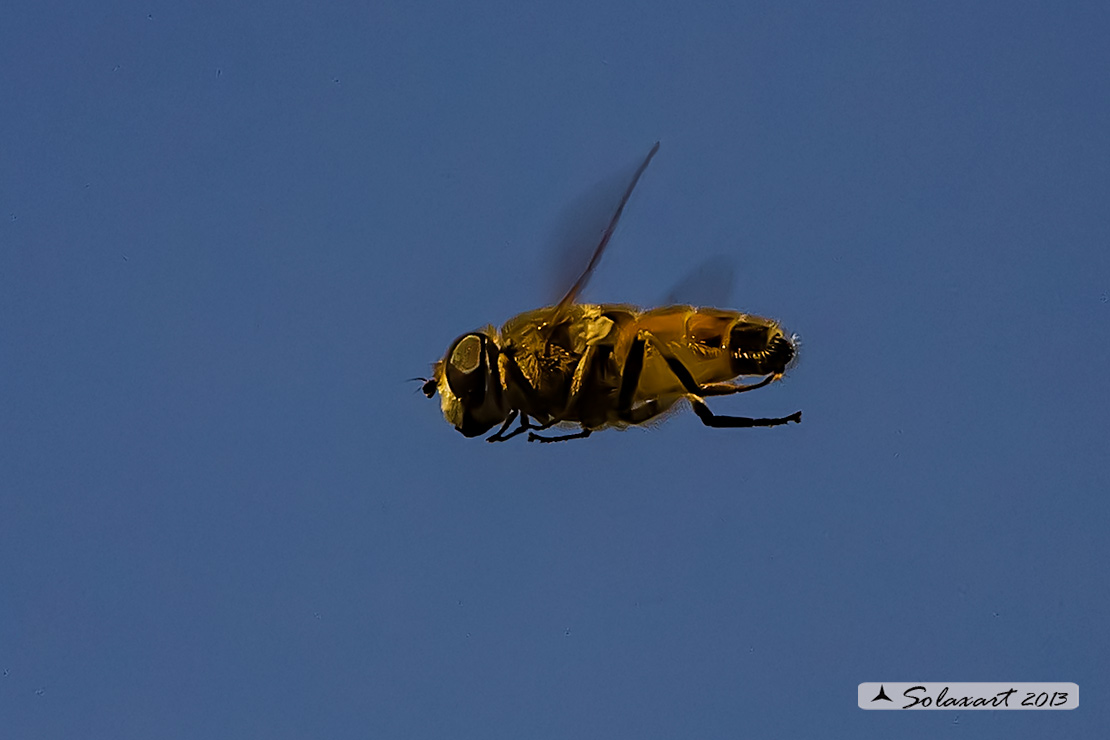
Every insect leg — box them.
[641,331,802,429]
[689,401,801,428]
[519,416,576,442]
[528,428,592,443]
[698,375,776,396]
[486,410,520,443]
[523,346,613,443]
[617,333,648,414]
[486,412,545,443]
[613,333,673,425]
[501,346,544,409]
[566,345,598,405]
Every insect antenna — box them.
[407,377,437,397]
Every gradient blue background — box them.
[3,2,1108,737]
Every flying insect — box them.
[421,142,801,443]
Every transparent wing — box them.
[550,142,660,319]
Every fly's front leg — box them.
[501,345,544,409]
[483,407,571,444]
[487,412,553,443]
[489,344,555,442]
[487,411,523,443]
[489,410,518,439]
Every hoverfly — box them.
[421,142,801,443]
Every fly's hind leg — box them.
[698,375,776,396]
[690,401,801,428]
[622,331,801,429]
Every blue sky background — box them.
[2,1,1108,738]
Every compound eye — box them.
[445,334,487,403]
[450,334,483,373]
